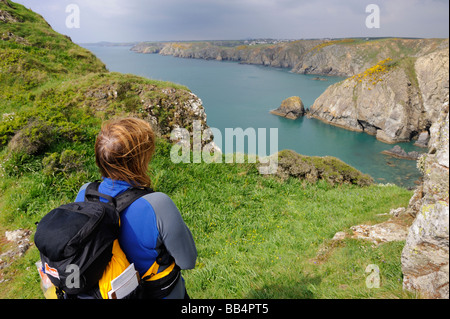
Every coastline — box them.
[91,44,425,188]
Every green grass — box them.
[0,138,415,299]
[153,159,414,299]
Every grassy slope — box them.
[0,1,417,299]
[0,139,415,299]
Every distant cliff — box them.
[132,38,448,77]
[133,38,449,145]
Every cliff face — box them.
[416,49,450,124]
[133,39,449,145]
[310,46,449,144]
[132,38,448,77]
[401,100,449,299]
[292,38,448,77]
[133,40,324,71]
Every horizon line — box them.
[77,36,449,45]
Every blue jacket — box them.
[75,178,197,298]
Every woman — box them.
[75,117,197,299]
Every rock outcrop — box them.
[269,149,374,187]
[401,100,449,299]
[79,74,210,142]
[0,229,32,276]
[0,8,16,23]
[1,74,211,155]
[270,96,306,120]
[414,131,431,148]
[381,145,422,161]
[310,47,449,144]
[332,213,411,246]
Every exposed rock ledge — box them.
[0,229,32,282]
[381,145,422,161]
[332,207,412,245]
[324,100,449,299]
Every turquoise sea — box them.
[83,45,423,188]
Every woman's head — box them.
[95,117,155,187]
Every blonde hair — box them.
[95,117,155,187]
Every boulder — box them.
[270,96,306,120]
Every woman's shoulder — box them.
[138,192,177,211]
[75,182,91,202]
[138,192,183,222]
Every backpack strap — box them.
[84,181,154,213]
[115,187,154,213]
[84,182,116,206]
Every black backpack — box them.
[34,182,154,298]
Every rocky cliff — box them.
[133,38,449,145]
[132,40,324,72]
[132,38,448,77]
[401,99,449,299]
[310,45,449,144]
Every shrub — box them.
[42,150,85,176]
[42,152,59,175]
[349,58,394,89]
[0,112,27,146]
[0,151,40,178]
[275,150,374,187]
[7,119,53,155]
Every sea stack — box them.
[270,96,306,120]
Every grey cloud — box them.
[13,0,449,42]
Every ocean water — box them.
[83,45,423,188]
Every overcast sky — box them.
[13,0,450,43]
